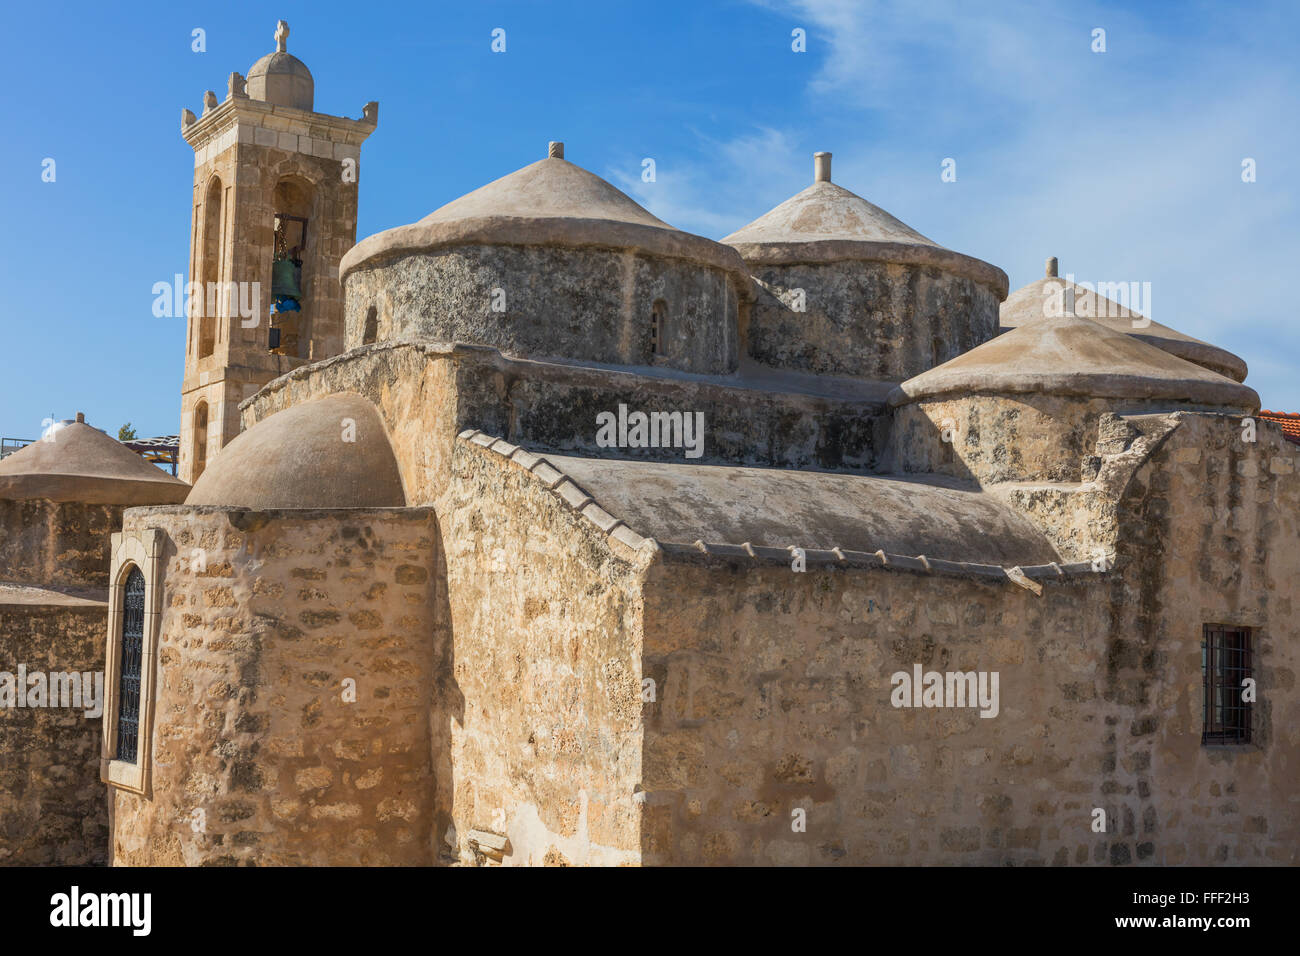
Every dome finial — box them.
[1046,256,1058,278]
[275,19,290,53]
[548,141,564,159]
[814,151,831,183]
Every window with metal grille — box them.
[1202,624,1252,745]
[115,566,146,763]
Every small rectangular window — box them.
[1202,624,1252,745]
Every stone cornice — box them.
[183,96,377,149]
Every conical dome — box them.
[341,143,746,280]
[1000,259,1248,383]
[722,152,1006,295]
[889,311,1259,411]
[0,418,190,504]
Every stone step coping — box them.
[0,582,109,609]
[241,339,891,415]
[458,428,1093,586]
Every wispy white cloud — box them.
[605,126,804,238]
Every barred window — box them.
[115,566,146,763]
[1202,624,1252,745]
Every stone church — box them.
[1,21,1295,866]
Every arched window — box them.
[362,306,378,345]
[103,527,164,794]
[193,401,208,481]
[114,566,146,763]
[198,176,223,358]
[650,299,667,357]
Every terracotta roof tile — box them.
[1259,410,1300,444]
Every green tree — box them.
[118,423,137,442]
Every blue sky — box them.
[2,0,1297,439]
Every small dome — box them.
[340,144,747,282]
[246,21,314,111]
[722,153,1007,296]
[1000,266,1248,382]
[889,312,1259,411]
[0,419,189,505]
[186,394,405,509]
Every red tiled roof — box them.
[1259,410,1300,444]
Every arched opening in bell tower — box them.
[198,176,223,358]
[269,176,315,359]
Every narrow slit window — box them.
[115,567,147,763]
[192,401,208,481]
[1202,624,1252,745]
[650,300,666,357]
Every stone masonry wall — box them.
[239,343,890,507]
[0,502,122,590]
[1110,413,1299,863]
[439,441,645,865]
[638,412,1299,867]
[746,261,1000,381]
[639,559,1124,865]
[344,246,740,375]
[891,394,1205,485]
[110,505,440,866]
[0,499,123,590]
[0,601,109,864]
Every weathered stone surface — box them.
[110,506,438,866]
[745,261,1000,382]
[0,499,124,589]
[0,600,109,864]
[343,246,741,375]
[438,442,647,865]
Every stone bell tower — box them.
[177,20,378,484]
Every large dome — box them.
[246,21,314,111]
[0,416,189,505]
[337,143,748,376]
[186,394,405,509]
[340,143,746,280]
[716,152,1007,382]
